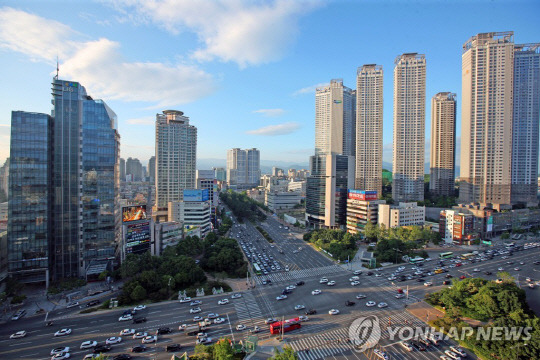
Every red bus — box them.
[269,317,301,334]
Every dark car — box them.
[418,338,430,347]
[443,280,451,285]
[366,272,374,276]
[281,289,291,295]
[345,300,355,307]
[131,345,147,353]
[93,344,112,354]
[484,271,493,275]
[157,327,172,335]
[305,309,317,315]
[113,355,132,360]
[534,261,540,265]
[86,299,101,307]
[123,310,135,316]
[445,274,453,278]
[416,278,424,282]
[410,341,425,351]
[166,344,182,352]
[296,281,305,286]
[133,317,147,324]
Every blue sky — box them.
[0,0,539,168]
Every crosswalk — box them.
[254,265,347,285]
[233,292,264,326]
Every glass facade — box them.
[7,111,52,283]
[81,99,120,261]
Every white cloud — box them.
[252,109,285,117]
[0,7,216,107]
[292,82,328,96]
[107,0,321,67]
[246,122,300,136]
[125,116,155,125]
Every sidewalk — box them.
[246,337,284,359]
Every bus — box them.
[408,256,424,264]
[253,263,262,276]
[460,253,475,260]
[269,317,301,335]
[439,252,454,259]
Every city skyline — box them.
[0,1,539,167]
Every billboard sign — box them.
[122,205,147,222]
[348,189,378,201]
[125,221,151,254]
[183,189,209,202]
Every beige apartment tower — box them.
[392,53,426,202]
[459,32,515,208]
[429,92,456,196]
[355,65,383,195]
[315,79,356,156]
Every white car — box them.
[178,324,188,330]
[366,301,376,307]
[349,276,360,281]
[82,355,98,360]
[80,341,97,350]
[400,341,413,351]
[445,350,461,360]
[374,349,389,360]
[285,266,289,271]
[327,280,336,286]
[265,318,277,324]
[388,276,397,281]
[193,316,203,322]
[276,295,287,300]
[378,302,388,308]
[231,293,242,299]
[294,304,305,310]
[133,305,146,311]
[106,337,122,345]
[328,309,340,315]
[51,347,70,356]
[66,302,79,309]
[197,337,213,345]
[190,300,202,306]
[179,297,192,303]
[424,282,433,287]
[190,307,202,314]
[356,294,367,299]
[375,273,383,277]
[118,314,133,322]
[236,324,246,331]
[353,270,363,275]
[299,315,309,322]
[473,268,480,272]
[133,332,148,339]
[51,353,70,360]
[498,267,504,271]
[218,299,229,305]
[450,346,467,357]
[395,294,405,299]
[142,335,157,344]
[311,289,322,295]
[319,277,329,284]
[207,313,219,319]
[350,281,360,286]
[286,285,296,290]
[54,329,72,337]
[120,328,135,336]
[214,317,226,324]
[10,331,27,339]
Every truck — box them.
[184,325,200,336]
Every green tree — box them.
[213,338,234,360]
[364,221,378,241]
[131,285,147,302]
[271,346,298,360]
[501,232,510,240]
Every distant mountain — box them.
[196,158,309,174]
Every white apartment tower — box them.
[392,53,426,202]
[226,148,260,189]
[155,110,197,207]
[356,64,383,195]
[315,79,356,156]
[429,92,456,196]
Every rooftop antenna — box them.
[54,55,59,80]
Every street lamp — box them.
[393,248,402,264]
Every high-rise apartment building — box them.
[460,32,539,208]
[429,92,456,196]
[119,158,126,181]
[226,148,260,190]
[315,79,356,156]
[0,158,9,198]
[8,112,52,283]
[148,156,156,183]
[126,157,143,181]
[356,65,383,195]
[511,44,540,206]
[155,110,197,208]
[213,167,226,182]
[392,53,426,202]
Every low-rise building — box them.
[265,191,302,211]
[439,209,476,244]
[378,202,425,228]
[168,189,211,237]
[152,221,183,255]
[287,180,306,195]
[346,190,385,234]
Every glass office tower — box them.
[7,111,52,283]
